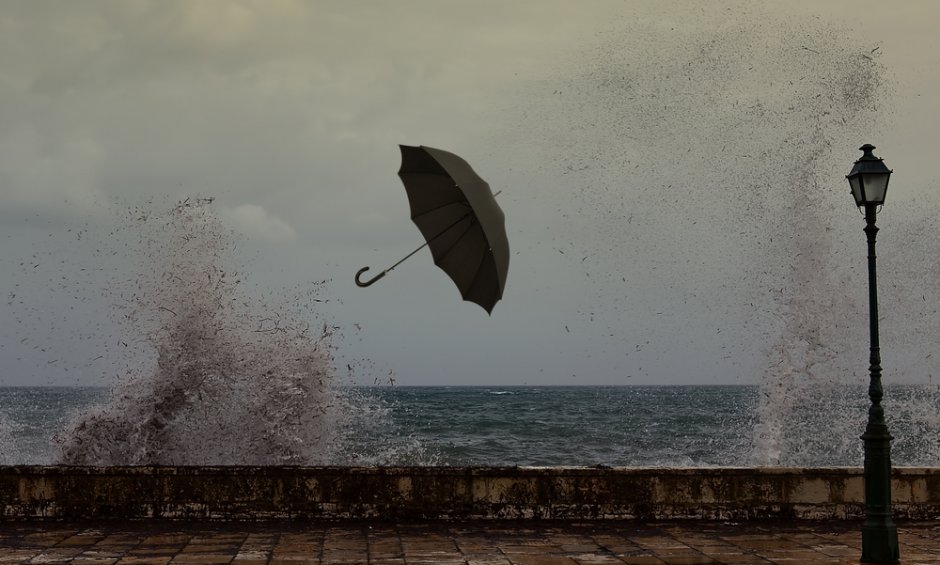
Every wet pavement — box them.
[1,519,939,564]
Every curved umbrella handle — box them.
[355,266,387,287]
[355,236,432,288]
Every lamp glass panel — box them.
[848,175,864,206]
[862,172,889,204]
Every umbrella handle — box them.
[355,266,387,287]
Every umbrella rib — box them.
[411,199,469,221]
[466,254,496,302]
[435,218,486,293]
[413,189,501,220]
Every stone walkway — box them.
[1,520,939,564]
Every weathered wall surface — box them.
[3,466,940,521]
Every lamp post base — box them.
[861,427,897,564]
[861,522,899,564]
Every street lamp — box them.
[846,143,899,564]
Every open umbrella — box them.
[355,145,509,314]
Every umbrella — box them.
[355,145,509,314]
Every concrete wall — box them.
[3,466,940,521]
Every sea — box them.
[2,384,939,468]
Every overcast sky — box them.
[2,1,939,387]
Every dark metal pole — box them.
[860,203,899,564]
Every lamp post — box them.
[846,143,899,564]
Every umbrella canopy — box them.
[355,145,509,314]
[399,145,509,312]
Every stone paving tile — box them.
[617,557,668,565]
[171,554,236,563]
[109,558,171,565]
[1,520,939,564]
[465,555,512,565]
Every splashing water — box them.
[0,413,20,465]
[515,2,940,466]
[51,198,419,465]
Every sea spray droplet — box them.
[56,198,358,465]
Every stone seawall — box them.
[3,466,940,521]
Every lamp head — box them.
[847,144,891,208]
